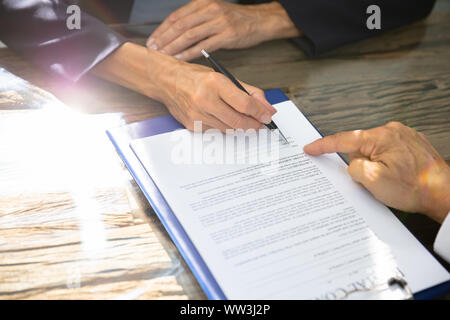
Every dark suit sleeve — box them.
[276,0,436,56]
[0,0,127,82]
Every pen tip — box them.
[201,49,209,58]
[278,130,289,144]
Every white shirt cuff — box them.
[434,212,450,264]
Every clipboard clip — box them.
[387,276,414,300]
[336,272,413,300]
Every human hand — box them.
[146,49,276,132]
[147,0,301,61]
[304,122,450,223]
[91,42,274,132]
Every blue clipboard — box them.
[106,89,450,300]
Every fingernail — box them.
[269,106,277,115]
[175,53,182,59]
[146,37,155,48]
[260,113,272,124]
[150,44,158,51]
[160,49,167,54]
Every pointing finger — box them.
[303,130,366,156]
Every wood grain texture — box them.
[0,1,449,299]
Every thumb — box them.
[347,158,387,194]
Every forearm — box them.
[91,42,179,103]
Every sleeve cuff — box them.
[0,1,128,83]
[276,0,436,57]
[434,212,450,264]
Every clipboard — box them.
[106,89,450,300]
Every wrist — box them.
[92,42,153,96]
[92,42,181,104]
[255,2,301,41]
[144,48,184,103]
[421,164,450,223]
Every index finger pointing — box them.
[303,130,366,156]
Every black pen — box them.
[201,49,288,144]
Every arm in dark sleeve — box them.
[0,0,127,82]
[276,0,436,56]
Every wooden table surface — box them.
[0,1,449,299]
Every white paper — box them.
[131,101,449,299]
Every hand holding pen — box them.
[201,49,288,143]
[142,45,276,133]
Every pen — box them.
[201,49,288,144]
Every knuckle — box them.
[204,72,220,86]
[207,2,221,13]
[168,11,180,22]
[386,121,404,130]
[185,29,197,41]
[174,20,185,31]
[167,14,177,23]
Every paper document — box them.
[131,101,449,299]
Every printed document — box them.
[131,101,449,299]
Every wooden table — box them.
[0,1,449,299]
